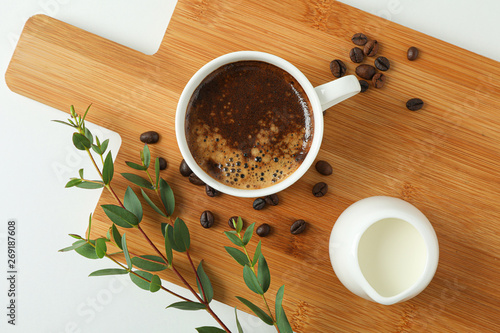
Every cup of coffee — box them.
[175,51,360,197]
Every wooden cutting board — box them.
[6,1,500,331]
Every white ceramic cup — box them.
[175,51,360,197]
[329,196,439,305]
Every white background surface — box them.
[0,1,499,332]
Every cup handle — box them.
[314,75,360,111]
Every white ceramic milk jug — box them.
[329,196,439,305]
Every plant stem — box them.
[237,230,280,332]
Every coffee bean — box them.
[372,73,386,89]
[406,98,424,111]
[364,40,379,57]
[407,46,419,61]
[349,47,364,63]
[205,185,219,197]
[312,182,328,197]
[290,219,307,235]
[189,172,205,186]
[256,223,271,237]
[158,157,167,170]
[351,33,368,46]
[355,64,377,80]
[179,159,192,177]
[374,56,390,71]
[228,216,243,229]
[330,59,347,78]
[140,131,159,144]
[359,80,369,93]
[265,194,279,206]
[200,210,214,228]
[253,198,267,210]
[315,160,333,175]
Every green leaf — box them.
[224,231,244,247]
[74,240,99,259]
[68,234,83,240]
[111,224,122,249]
[164,225,173,266]
[150,274,162,292]
[87,213,92,240]
[130,270,154,290]
[141,189,167,217]
[195,327,226,333]
[235,307,244,333]
[102,151,114,185]
[91,144,102,155]
[123,186,143,222]
[257,254,270,293]
[155,157,160,189]
[196,261,213,303]
[70,105,77,118]
[252,240,262,267]
[121,173,154,189]
[166,224,181,252]
[173,217,190,252]
[101,204,139,228]
[101,139,109,155]
[84,127,93,145]
[122,234,132,269]
[143,144,151,168]
[78,168,84,178]
[243,265,263,295]
[242,222,255,245]
[159,178,175,216]
[235,216,243,233]
[82,103,92,122]
[225,247,250,266]
[236,296,273,325]
[275,285,293,333]
[52,119,76,128]
[125,161,148,171]
[94,238,107,258]
[72,132,91,150]
[58,239,87,252]
[167,302,206,311]
[89,268,128,277]
[131,255,167,272]
[65,178,82,188]
[76,181,104,189]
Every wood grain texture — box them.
[5,1,500,331]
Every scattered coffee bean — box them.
[374,56,390,71]
[407,46,419,61]
[312,182,328,197]
[189,172,205,186]
[205,185,219,197]
[315,160,333,175]
[372,73,386,89]
[355,64,377,80]
[351,33,368,46]
[158,157,167,170]
[256,223,271,237]
[265,194,279,206]
[139,131,159,144]
[406,98,424,111]
[290,219,307,235]
[179,159,192,177]
[363,40,379,57]
[200,210,214,228]
[330,59,347,78]
[228,216,243,229]
[253,198,267,210]
[359,80,369,93]
[349,47,364,63]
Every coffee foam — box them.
[188,121,309,189]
